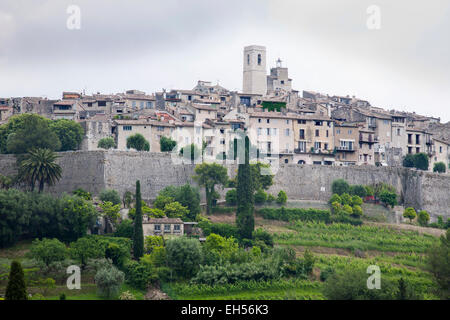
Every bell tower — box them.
[242,45,267,95]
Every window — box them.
[220,139,225,145]
[174,224,181,231]
[220,129,225,134]
[257,54,261,65]
[299,129,305,140]
[157,126,164,132]
[315,121,323,126]
[408,147,412,154]
[284,159,288,163]
[247,54,250,65]
[123,126,132,131]
[257,128,262,136]
[297,120,306,124]
[132,101,136,108]
[416,147,420,153]
[314,142,321,150]
[196,127,201,134]
[416,135,420,145]
[154,224,161,231]
[266,119,270,124]
[286,119,290,124]
[272,128,277,136]
[397,128,401,136]
[98,101,107,107]
[164,224,171,232]
[324,143,328,150]
[266,128,270,135]
[326,130,329,137]
[440,146,443,153]
[315,129,320,137]
[258,118,262,123]
[408,134,412,144]
[298,141,306,152]
[140,101,144,109]
[336,129,341,134]
[285,128,290,136]
[147,101,153,108]
[348,130,352,134]
[281,80,285,85]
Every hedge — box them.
[257,207,331,223]
[211,206,236,214]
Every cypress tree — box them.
[5,260,27,300]
[133,180,144,259]
[236,135,254,240]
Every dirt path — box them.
[365,221,445,237]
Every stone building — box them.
[267,58,292,96]
[334,122,359,166]
[142,217,184,237]
[243,45,267,95]
[292,114,335,165]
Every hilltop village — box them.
[1,45,449,171]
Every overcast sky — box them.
[1,0,449,121]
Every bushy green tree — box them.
[332,179,350,195]
[414,153,429,171]
[72,188,92,200]
[133,180,144,259]
[417,210,430,226]
[403,207,417,222]
[166,237,202,278]
[160,136,177,152]
[48,119,84,151]
[433,162,446,173]
[29,238,67,267]
[99,189,121,206]
[193,163,228,215]
[158,184,201,220]
[5,261,27,300]
[122,191,134,208]
[276,190,287,205]
[403,154,415,168]
[349,185,367,198]
[340,193,352,206]
[3,114,61,154]
[69,237,105,267]
[163,201,189,219]
[97,137,116,149]
[254,189,268,204]
[352,205,363,218]
[126,133,150,151]
[351,195,363,206]
[250,162,274,191]
[99,201,121,226]
[95,265,125,299]
[114,219,134,238]
[379,190,397,208]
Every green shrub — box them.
[276,190,287,204]
[433,162,446,173]
[95,265,125,299]
[166,237,203,279]
[198,221,239,238]
[97,137,116,150]
[342,204,353,215]
[72,188,92,200]
[379,190,397,208]
[252,228,274,248]
[364,186,374,197]
[105,242,129,268]
[340,193,352,206]
[413,153,429,171]
[114,219,134,238]
[124,260,153,290]
[349,185,367,198]
[403,154,415,168]
[417,210,430,226]
[332,179,350,195]
[267,194,276,203]
[258,207,330,223]
[352,205,363,218]
[329,194,342,204]
[254,189,268,204]
[99,189,121,206]
[211,206,235,214]
[225,189,237,206]
[351,195,362,206]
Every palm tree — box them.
[19,148,62,193]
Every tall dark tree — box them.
[133,180,144,259]
[193,163,228,215]
[236,135,254,240]
[5,260,27,300]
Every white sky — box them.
[0,0,449,121]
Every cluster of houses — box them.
[1,45,449,171]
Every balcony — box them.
[335,146,355,152]
[426,139,434,145]
[359,134,377,144]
